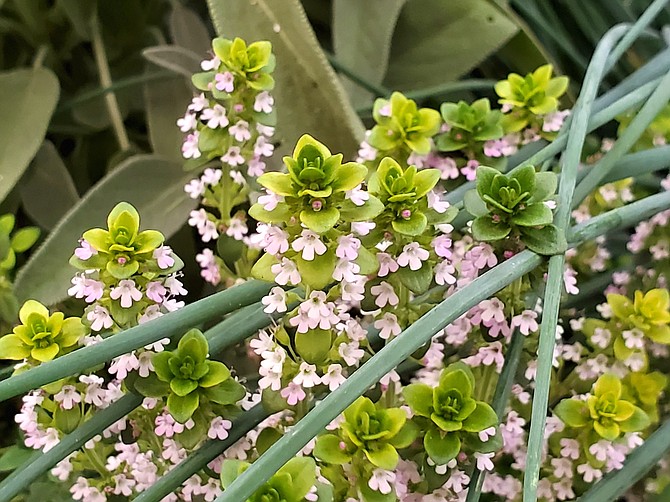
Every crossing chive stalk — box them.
[465,329,525,502]
[0,299,282,501]
[0,393,143,502]
[0,279,273,401]
[133,404,270,502]
[523,19,627,501]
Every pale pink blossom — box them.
[368,469,396,494]
[225,122,251,146]
[280,382,306,405]
[87,305,114,331]
[397,242,429,271]
[374,313,402,339]
[254,91,274,113]
[292,230,327,261]
[272,258,301,285]
[110,279,143,308]
[214,71,234,92]
[208,417,233,440]
[222,146,245,166]
[321,364,346,391]
[54,385,81,410]
[261,287,287,314]
[371,281,399,308]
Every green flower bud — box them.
[437,98,504,153]
[0,300,85,363]
[314,396,417,470]
[71,202,166,280]
[251,135,379,234]
[607,289,670,344]
[555,373,650,441]
[403,362,497,464]
[465,164,565,255]
[369,157,440,236]
[139,329,245,423]
[368,92,441,155]
[212,37,275,90]
[495,65,568,131]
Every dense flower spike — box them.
[181,36,277,287]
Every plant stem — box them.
[0,393,142,501]
[466,329,524,502]
[90,15,130,152]
[134,404,270,502]
[0,280,273,402]
[524,21,629,501]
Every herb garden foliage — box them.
[0,2,670,502]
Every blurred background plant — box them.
[0,0,670,499]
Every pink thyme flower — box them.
[368,469,396,494]
[177,112,197,132]
[254,136,274,157]
[200,56,221,71]
[146,281,167,303]
[87,305,114,331]
[261,287,287,314]
[110,279,143,308]
[155,412,185,438]
[397,242,429,271]
[221,146,245,166]
[229,119,251,142]
[182,131,201,159]
[371,281,399,308]
[511,310,539,335]
[292,230,327,261]
[54,385,81,410]
[201,104,229,129]
[377,252,399,277]
[338,342,364,366]
[153,245,175,269]
[263,226,289,255]
[74,239,97,260]
[321,364,346,391]
[336,234,361,260]
[374,313,402,339]
[280,382,306,405]
[271,258,301,285]
[254,91,274,113]
[214,71,234,92]
[293,362,321,388]
[208,417,233,440]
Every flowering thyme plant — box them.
[0,12,669,502]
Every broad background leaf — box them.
[14,155,197,305]
[0,68,60,204]
[144,64,194,160]
[19,141,80,230]
[142,46,203,78]
[169,2,212,55]
[383,0,518,89]
[207,0,365,160]
[332,0,406,107]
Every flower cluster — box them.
[181,37,277,287]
